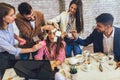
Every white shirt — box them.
[103,27,114,55]
[30,21,35,29]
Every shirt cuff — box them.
[16,48,21,56]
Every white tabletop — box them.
[57,52,120,80]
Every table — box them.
[57,52,120,80]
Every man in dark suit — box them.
[71,13,120,63]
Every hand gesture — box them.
[71,30,78,40]
[61,32,67,39]
[42,25,54,31]
[116,62,120,69]
[32,44,42,51]
[52,22,59,30]
[19,38,26,45]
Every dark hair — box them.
[0,3,15,30]
[18,2,32,15]
[95,13,114,26]
[46,36,64,57]
[69,0,84,33]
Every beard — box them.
[24,16,36,22]
[25,18,35,22]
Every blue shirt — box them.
[0,23,21,56]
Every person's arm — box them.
[71,30,86,46]
[61,32,68,39]
[21,42,46,54]
[51,49,66,70]
[51,60,61,70]
[0,38,41,56]
[40,25,54,31]
[72,29,97,46]
[47,22,59,30]
[20,44,39,54]
[34,25,54,43]
[47,12,65,29]
[0,36,21,55]
[71,30,79,40]
[34,46,45,60]
[35,12,55,36]
[14,34,26,45]
[47,12,61,25]
[56,48,66,63]
[51,42,66,70]
[34,41,46,60]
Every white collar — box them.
[103,27,114,38]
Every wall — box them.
[0,0,120,38]
[0,0,60,20]
[82,0,120,38]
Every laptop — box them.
[9,60,53,80]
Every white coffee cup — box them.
[55,72,65,80]
[69,58,78,65]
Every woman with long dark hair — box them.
[35,28,66,70]
[47,0,84,57]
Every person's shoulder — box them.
[16,13,22,18]
[90,29,101,35]
[61,11,67,13]
[114,27,120,33]
[92,28,98,33]
[15,13,24,22]
[39,40,46,46]
[34,11,44,19]
[59,11,69,17]
[61,11,68,15]
[114,26,120,29]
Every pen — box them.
[99,63,103,72]
[115,66,119,70]
[115,66,120,70]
